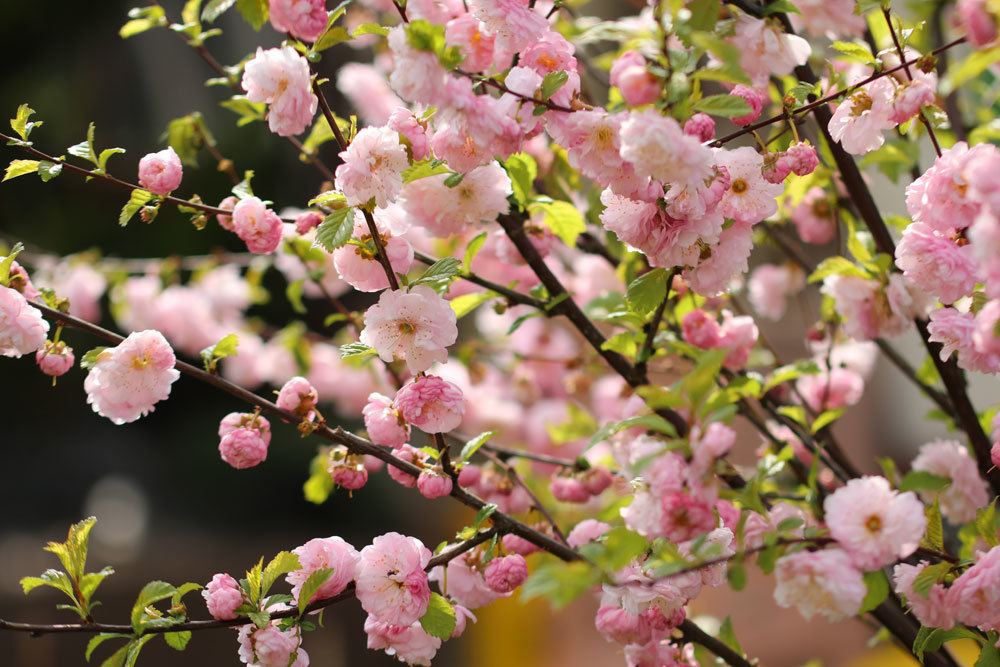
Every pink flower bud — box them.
[202,573,244,620]
[417,469,454,499]
[35,340,74,377]
[387,107,430,161]
[610,51,660,106]
[682,309,722,348]
[216,195,238,231]
[483,554,528,594]
[501,533,541,555]
[566,519,611,548]
[363,392,410,447]
[269,0,327,42]
[956,0,998,47]
[784,141,819,176]
[276,376,319,419]
[550,475,590,503]
[294,210,323,235]
[890,80,936,125]
[684,113,716,142]
[232,196,283,255]
[580,467,613,496]
[395,375,465,434]
[219,427,269,469]
[138,147,183,195]
[387,444,422,488]
[762,151,793,184]
[730,85,767,127]
[457,464,481,488]
[328,449,370,490]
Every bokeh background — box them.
[0,1,991,665]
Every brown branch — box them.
[411,250,546,309]
[881,7,942,157]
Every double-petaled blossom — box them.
[911,439,990,523]
[355,533,432,627]
[398,162,511,237]
[242,46,317,137]
[715,146,783,225]
[218,412,272,469]
[360,286,458,374]
[395,374,466,433]
[619,110,714,190]
[84,330,180,425]
[748,263,805,320]
[287,536,359,605]
[364,616,441,666]
[895,222,978,304]
[269,0,327,42]
[363,393,410,447]
[893,562,956,629]
[828,77,897,155]
[0,286,48,358]
[237,622,308,667]
[333,216,413,292]
[335,126,410,208]
[906,142,998,232]
[231,197,284,254]
[137,147,183,195]
[610,51,659,106]
[35,340,74,377]
[468,0,548,54]
[730,14,811,86]
[948,546,1000,631]
[773,549,866,621]
[483,554,528,593]
[202,573,244,621]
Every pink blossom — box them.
[35,340,74,377]
[748,264,805,320]
[269,0,327,42]
[237,623,308,667]
[730,85,766,126]
[610,51,659,107]
[895,222,977,304]
[890,80,936,124]
[970,211,1000,300]
[232,197,283,254]
[501,533,539,556]
[356,533,432,626]
[417,469,453,498]
[773,549,866,621]
[796,367,865,412]
[824,476,926,570]
[276,376,319,419]
[581,466,614,495]
[84,330,180,424]
[386,26,451,107]
[483,554,528,593]
[620,110,714,189]
[399,162,511,237]
[551,475,590,503]
[445,14,496,72]
[828,77,897,155]
[329,452,369,490]
[956,0,999,47]
[683,113,715,143]
[387,108,430,161]
[682,309,723,348]
[567,519,611,548]
[949,546,1000,629]
[716,147,782,225]
[219,426,270,469]
[912,439,990,523]
[790,0,866,38]
[906,142,996,232]
[333,216,413,292]
[0,285,48,357]
[792,187,836,244]
[294,210,322,235]
[429,551,506,608]
[659,491,715,542]
[203,573,244,621]
[364,616,441,666]
[893,562,956,628]
[137,147,183,195]
[469,0,548,54]
[395,374,465,433]
[685,220,754,296]
[242,46,317,137]
[546,110,637,190]
[217,196,238,231]
[360,286,458,373]
[363,393,410,447]
[387,444,422,488]
[973,300,1000,365]
[334,126,409,208]
[718,310,759,370]
[731,14,811,86]
[691,422,736,478]
[822,274,915,341]
[783,142,820,176]
[287,536,359,605]
[337,63,404,126]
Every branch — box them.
[412,250,546,309]
[678,620,754,667]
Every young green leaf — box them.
[314,208,355,252]
[3,159,40,182]
[296,567,333,615]
[200,333,239,373]
[459,431,495,462]
[119,189,154,227]
[419,592,457,640]
[625,269,668,316]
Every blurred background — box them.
[0,1,991,665]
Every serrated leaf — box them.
[402,158,450,183]
[119,189,154,227]
[164,631,191,651]
[587,414,677,449]
[412,257,461,293]
[130,581,177,631]
[10,104,42,142]
[503,153,537,208]
[808,256,871,283]
[472,503,498,529]
[922,499,944,551]
[463,231,487,274]
[45,517,96,584]
[220,96,266,126]
[80,347,109,370]
[692,94,752,118]
[419,592,456,640]
[860,570,889,613]
[201,0,237,22]
[460,431,495,462]
[898,470,951,493]
[314,208,355,252]
[4,159,40,182]
[625,268,667,316]
[296,567,333,614]
[975,501,999,547]
[540,71,569,100]
[262,551,301,600]
[530,200,585,247]
[120,6,167,38]
[911,562,951,599]
[521,560,599,609]
[235,0,268,30]
[718,616,744,654]
[87,633,129,662]
[832,40,874,63]
[339,341,377,362]
[200,333,239,373]
[37,160,62,182]
[450,291,495,319]
[810,408,844,433]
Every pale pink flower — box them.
[730,85,767,126]
[429,552,506,609]
[684,113,715,142]
[387,108,430,161]
[333,216,413,292]
[360,286,458,373]
[217,195,238,231]
[624,640,697,667]
[684,220,754,296]
[682,309,723,348]
[659,491,715,542]
[469,0,548,54]
[777,142,820,178]
[269,0,327,42]
[363,393,410,447]
[796,367,865,412]
[822,274,911,341]
[715,147,782,225]
[398,162,511,237]
[242,46,317,137]
[334,126,409,208]
[387,444,422,489]
[445,14,496,72]
[237,623,308,667]
[329,450,369,490]
[828,77,897,155]
[973,299,1000,365]
[890,80,936,124]
[791,0,866,37]
[0,286,48,358]
[948,546,1000,629]
[484,554,528,593]
[364,616,441,666]
[356,533,432,626]
[294,210,322,235]
[718,310,758,370]
[691,422,736,478]
[956,0,999,47]
[748,263,805,320]
[336,63,404,126]
[824,476,926,570]
[620,110,714,189]
[567,519,611,548]
[906,142,997,232]
[84,330,180,425]
[893,562,956,628]
[395,374,465,433]
[202,573,243,621]
[276,376,319,419]
[969,211,1000,300]
[386,26,450,107]
[895,222,977,304]
[35,340,74,377]
[551,475,590,503]
[232,197,283,254]
[137,147,183,195]
[287,536,359,605]
[731,14,811,86]
[546,110,637,190]
[417,468,453,498]
[773,549,866,621]
[912,439,990,523]
[610,51,659,107]
[792,187,836,244]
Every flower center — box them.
[850,91,873,116]
[131,354,151,370]
[731,178,748,194]
[865,514,882,533]
[537,54,558,70]
[594,125,614,149]
[398,321,415,335]
[812,199,831,217]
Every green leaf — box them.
[353,22,389,37]
[911,562,951,599]
[314,208,355,252]
[718,617,744,655]
[922,499,944,551]
[625,269,668,317]
[402,158,450,183]
[692,94,752,118]
[540,71,569,100]
[463,231,487,274]
[164,631,192,651]
[976,644,1000,667]
[200,333,239,373]
[531,200,585,247]
[45,517,96,584]
[339,341,378,363]
[472,503,497,529]
[860,571,889,613]
[10,104,42,142]
[303,451,335,504]
[87,634,129,662]
[201,0,237,22]
[546,401,599,444]
[297,567,333,614]
[419,592,457,640]
[220,96,266,127]
[80,347,110,370]
[450,291,495,319]
[123,635,155,667]
[681,348,727,411]
[313,26,352,51]
[286,279,307,315]
[808,256,871,283]
[235,0,268,29]
[943,46,1000,95]
[831,40,874,63]
[164,113,207,167]
[3,159,40,182]
[686,0,721,31]
[503,153,537,208]
[763,360,820,393]
[579,527,649,572]
[36,160,62,182]
[727,562,747,590]
[459,431,495,462]
[120,6,167,38]
[810,408,844,433]
[262,551,301,600]
[587,413,677,449]
[914,626,982,661]
[20,568,76,600]
[412,257,461,293]
[119,189,154,227]
[521,560,599,609]
[0,242,23,287]
[976,501,999,547]
[898,471,951,493]
[130,581,177,631]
